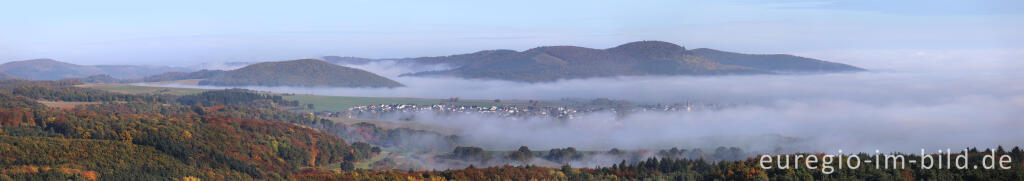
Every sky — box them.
[0,0,1021,66]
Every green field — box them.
[82,84,537,112]
[355,151,390,169]
[314,151,390,170]
[79,84,209,96]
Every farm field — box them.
[83,83,539,112]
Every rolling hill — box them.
[0,59,105,80]
[0,58,190,80]
[687,48,863,72]
[142,69,225,82]
[198,59,403,87]
[399,41,864,82]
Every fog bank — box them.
[147,49,1024,153]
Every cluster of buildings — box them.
[314,100,730,121]
[332,104,578,120]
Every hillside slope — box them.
[0,59,105,80]
[0,59,190,80]
[688,48,865,72]
[199,59,403,87]
[0,83,379,180]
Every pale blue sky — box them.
[0,0,1020,65]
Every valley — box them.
[5,0,1021,179]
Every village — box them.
[315,99,732,121]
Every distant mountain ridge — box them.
[416,42,759,82]
[198,59,403,88]
[0,58,191,80]
[64,74,135,84]
[318,40,864,82]
[387,41,862,82]
[93,65,193,79]
[0,59,104,80]
[4,41,864,84]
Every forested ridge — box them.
[403,41,865,82]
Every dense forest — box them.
[0,80,377,180]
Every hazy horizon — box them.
[2,0,1022,67]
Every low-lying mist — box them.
[392,95,1022,153]
[148,49,1023,154]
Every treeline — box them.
[142,69,224,82]
[545,147,585,164]
[176,88,300,108]
[63,74,138,84]
[297,148,1024,180]
[0,79,174,103]
[314,122,459,151]
[0,80,303,108]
